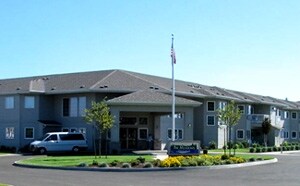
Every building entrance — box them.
[120,128,137,150]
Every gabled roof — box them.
[107,90,201,106]
[0,69,298,109]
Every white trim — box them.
[24,127,34,139]
[138,128,148,140]
[207,101,215,112]
[207,115,215,126]
[236,129,244,140]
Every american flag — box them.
[171,42,176,64]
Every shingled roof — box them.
[107,90,201,106]
[0,69,297,109]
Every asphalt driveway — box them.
[1,152,300,186]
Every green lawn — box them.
[19,155,154,167]
[0,183,10,186]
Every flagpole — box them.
[171,34,176,142]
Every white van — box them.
[30,132,88,154]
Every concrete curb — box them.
[13,158,278,172]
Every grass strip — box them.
[19,155,154,167]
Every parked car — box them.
[30,132,88,154]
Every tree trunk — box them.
[98,133,102,158]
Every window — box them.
[70,128,77,133]
[167,129,183,140]
[282,131,289,139]
[78,97,86,116]
[292,112,297,119]
[59,134,84,141]
[78,128,86,134]
[45,134,58,141]
[24,127,34,139]
[207,101,215,111]
[63,98,70,116]
[139,117,148,125]
[25,96,35,109]
[5,96,14,109]
[291,131,297,139]
[5,127,14,139]
[120,117,137,125]
[284,111,289,119]
[70,97,78,117]
[238,105,245,114]
[219,101,227,110]
[138,128,148,140]
[236,129,244,139]
[247,105,254,114]
[207,115,215,126]
[62,97,87,117]
[62,128,69,132]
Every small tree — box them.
[85,99,114,158]
[261,118,272,147]
[217,100,242,156]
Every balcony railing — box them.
[246,114,269,124]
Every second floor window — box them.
[5,96,14,109]
[207,101,215,111]
[63,97,86,117]
[25,96,35,109]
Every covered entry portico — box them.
[107,90,201,153]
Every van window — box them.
[59,134,84,141]
[45,134,58,141]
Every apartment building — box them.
[0,70,299,152]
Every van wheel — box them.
[38,148,47,155]
[72,146,80,153]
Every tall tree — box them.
[261,118,272,147]
[85,99,114,158]
[217,100,242,156]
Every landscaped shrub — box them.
[209,141,217,149]
[249,147,255,153]
[91,160,98,166]
[160,157,181,167]
[267,147,273,152]
[121,163,131,168]
[262,147,267,152]
[255,147,262,153]
[256,157,263,161]
[241,140,250,148]
[252,143,259,148]
[221,154,230,160]
[229,157,246,164]
[224,159,233,164]
[98,162,109,167]
[273,146,278,151]
[282,146,287,151]
[110,160,120,167]
[137,156,146,163]
[152,159,161,167]
[296,146,300,150]
[249,157,256,162]
[77,162,88,167]
[143,162,153,168]
[130,159,140,167]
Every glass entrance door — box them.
[120,128,137,150]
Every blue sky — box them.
[1,1,300,101]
